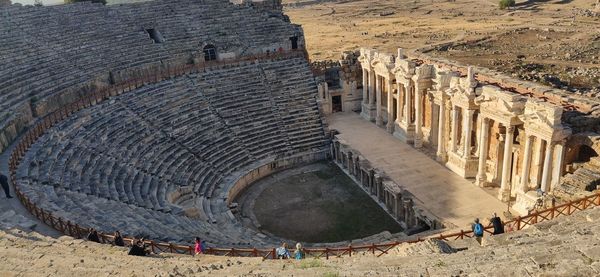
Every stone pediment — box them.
[358,47,375,68]
[448,76,478,109]
[432,68,458,92]
[476,85,526,125]
[520,99,571,141]
[371,53,395,77]
[414,64,434,80]
[392,58,416,82]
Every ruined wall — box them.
[313,51,363,115]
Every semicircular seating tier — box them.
[0,0,303,153]
[15,57,331,247]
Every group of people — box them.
[275,242,305,260]
[86,228,151,256]
[471,213,505,244]
[86,228,209,257]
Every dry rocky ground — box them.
[3,207,600,276]
[284,0,600,93]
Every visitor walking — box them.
[113,231,125,247]
[87,228,101,243]
[490,213,505,235]
[472,218,484,244]
[0,172,13,199]
[194,237,203,255]
[294,243,304,260]
[276,242,291,259]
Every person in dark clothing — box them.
[128,239,147,256]
[490,213,505,235]
[0,172,13,198]
[87,228,101,243]
[113,231,125,247]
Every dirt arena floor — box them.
[284,0,600,93]
[247,162,402,243]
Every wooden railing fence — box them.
[7,48,600,259]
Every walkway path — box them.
[0,133,61,237]
[328,112,513,230]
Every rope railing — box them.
[7,48,600,260]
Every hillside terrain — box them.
[284,0,600,93]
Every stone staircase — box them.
[555,157,600,200]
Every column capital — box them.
[549,140,560,147]
[505,125,515,133]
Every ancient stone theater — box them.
[1,0,600,261]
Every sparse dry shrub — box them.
[499,0,515,9]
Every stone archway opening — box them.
[574,145,598,163]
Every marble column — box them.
[463,110,474,157]
[330,141,335,160]
[397,194,405,221]
[393,194,399,219]
[519,135,534,193]
[396,83,402,123]
[450,106,459,153]
[414,87,423,148]
[541,140,555,192]
[430,97,438,148]
[375,76,383,126]
[362,69,368,104]
[368,169,375,194]
[436,98,447,162]
[476,117,490,186]
[405,84,412,124]
[474,115,481,157]
[368,70,375,107]
[499,125,514,201]
[530,139,543,187]
[551,142,566,188]
[386,78,394,133]
[347,151,353,174]
[404,199,414,228]
[375,175,383,200]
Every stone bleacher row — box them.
[15,57,328,247]
[0,0,302,141]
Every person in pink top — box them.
[194,237,203,255]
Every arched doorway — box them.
[574,145,598,163]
